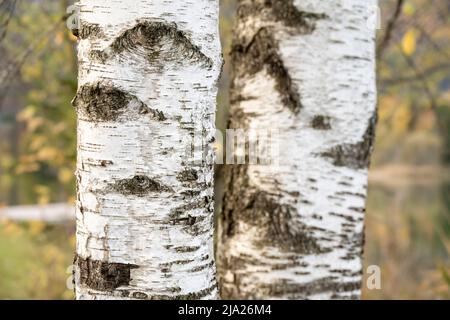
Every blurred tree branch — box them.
[378,0,404,59]
[381,63,450,85]
[0,8,70,109]
[0,0,16,42]
[398,44,447,137]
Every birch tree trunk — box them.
[218,0,378,300]
[72,0,222,300]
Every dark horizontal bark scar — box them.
[311,115,332,130]
[177,169,199,182]
[113,175,172,196]
[232,28,301,114]
[262,277,361,299]
[73,22,104,40]
[320,113,377,170]
[72,82,165,122]
[118,284,217,300]
[90,20,213,69]
[75,255,138,291]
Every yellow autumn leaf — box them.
[26,117,45,132]
[37,147,60,161]
[402,29,419,56]
[29,220,46,236]
[58,168,74,184]
[16,105,37,122]
[403,2,416,16]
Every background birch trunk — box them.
[73,0,222,300]
[218,0,378,299]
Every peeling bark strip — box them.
[218,0,377,300]
[74,0,221,300]
[76,255,138,291]
[90,20,213,69]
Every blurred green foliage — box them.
[0,0,77,206]
[0,220,75,299]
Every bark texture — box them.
[73,0,222,300]
[218,0,378,300]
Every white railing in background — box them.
[0,203,75,223]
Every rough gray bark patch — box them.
[72,82,166,122]
[76,255,138,291]
[91,20,213,69]
[320,113,377,169]
[113,175,172,196]
[222,166,325,254]
[177,169,199,182]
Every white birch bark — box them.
[218,0,378,299]
[72,0,222,300]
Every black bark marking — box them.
[311,115,332,130]
[91,20,213,69]
[138,103,166,121]
[72,83,166,122]
[114,175,172,196]
[170,215,197,226]
[266,0,328,30]
[76,22,104,40]
[177,169,199,182]
[72,83,130,122]
[232,27,301,114]
[75,255,138,291]
[320,113,377,169]
[222,169,326,255]
[173,246,201,253]
[231,2,326,114]
[237,0,327,31]
[118,284,216,300]
[263,278,361,299]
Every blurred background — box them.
[0,0,449,299]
